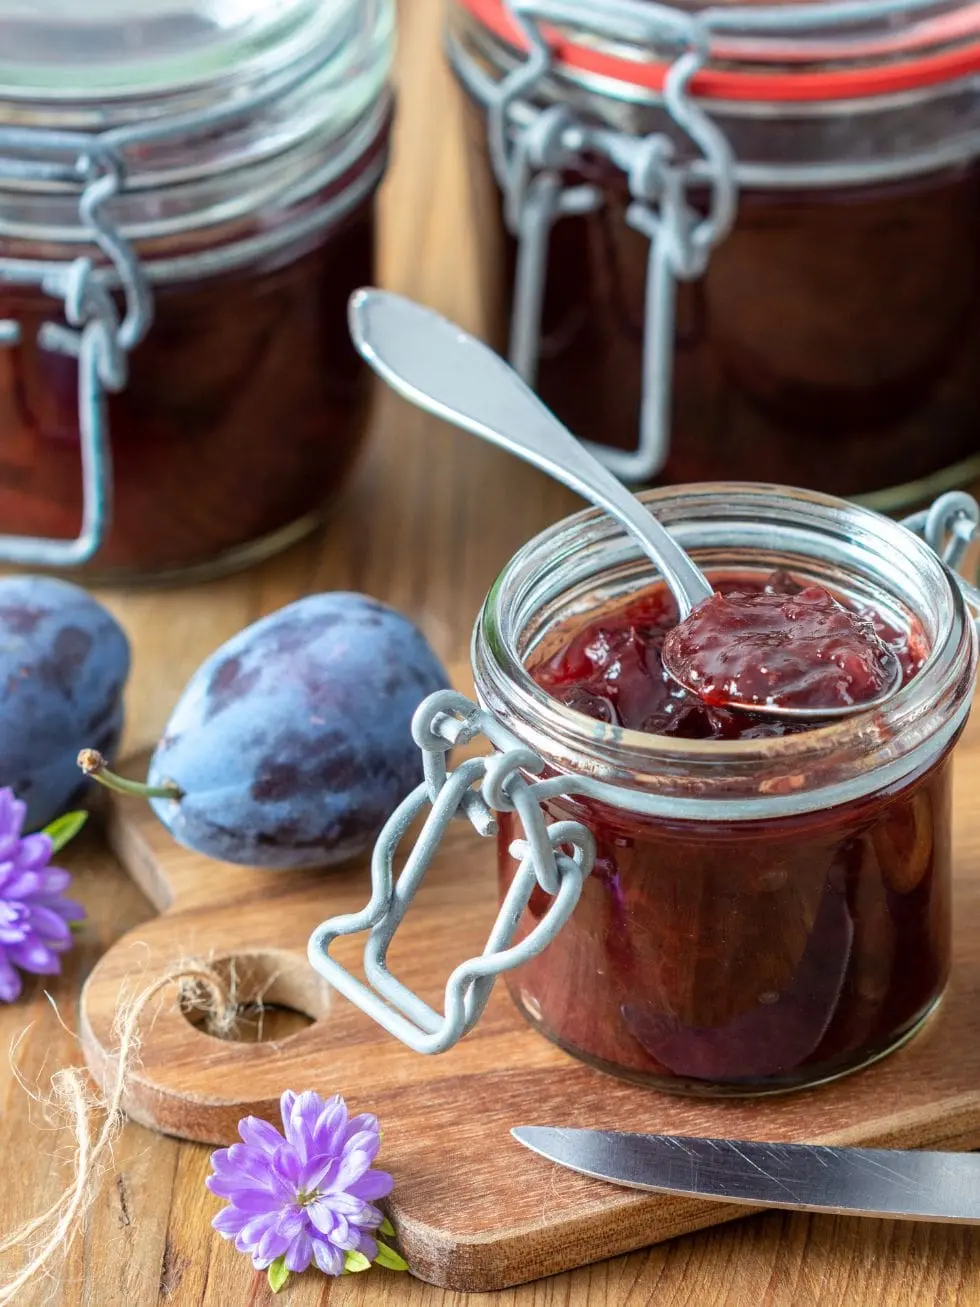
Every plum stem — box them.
[77,750,183,803]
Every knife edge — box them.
[511,1127,980,1225]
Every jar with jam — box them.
[0,0,395,582]
[308,484,979,1096]
[446,0,980,510]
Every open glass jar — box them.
[447,0,980,509]
[309,485,979,1096]
[0,0,395,582]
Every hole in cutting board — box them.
[178,951,326,1045]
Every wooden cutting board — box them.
[79,750,980,1293]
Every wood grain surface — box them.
[3,0,980,1302]
[73,744,980,1293]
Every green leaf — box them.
[344,1251,371,1274]
[267,1256,291,1293]
[42,810,88,854]
[69,921,85,935]
[373,1241,409,1272]
[379,1216,396,1238]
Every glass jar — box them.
[447,0,980,510]
[0,0,395,582]
[308,484,979,1096]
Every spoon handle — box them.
[348,289,714,619]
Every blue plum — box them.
[0,577,130,830]
[144,593,449,869]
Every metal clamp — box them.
[487,0,737,483]
[0,148,153,567]
[307,689,595,1054]
[902,491,980,627]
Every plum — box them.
[84,593,449,870]
[0,577,130,830]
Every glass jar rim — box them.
[0,0,394,249]
[456,0,980,103]
[472,483,978,821]
[0,0,364,105]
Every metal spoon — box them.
[348,289,902,721]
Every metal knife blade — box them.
[511,1127,980,1224]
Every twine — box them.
[0,959,241,1303]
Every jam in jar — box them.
[0,0,395,582]
[477,485,978,1094]
[306,484,978,1096]
[448,0,980,509]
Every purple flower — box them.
[0,789,85,1002]
[207,1090,395,1277]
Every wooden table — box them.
[4,1,980,1302]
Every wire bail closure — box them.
[486,0,738,483]
[0,145,153,567]
[307,689,595,1055]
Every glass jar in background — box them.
[447,0,980,511]
[0,0,395,582]
[308,485,979,1096]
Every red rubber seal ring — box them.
[458,0,980,101]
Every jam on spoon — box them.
[662,581,903,714]
[534,570,924,740]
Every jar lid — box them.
[0,0,362,109]
[0,0,394,246]
[458,0,980,102]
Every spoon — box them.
[347,288,902,721]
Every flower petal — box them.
[310,1097,348,1155]
[15,834,53,869]
[26,905,72,945]
[206,1174,276,1202]
[0,953,23,1002]
[344,1113,379,1143]
[211,1142,278,1186]
[257,1228,290,1263]
[237,1116,285,1157]
[236,1212,278,1250]
[284,1229,313,1274]
[36,867,72,895]
[0,870,42,898]
[284,1090,325,1155]
[7,938,59,975]
[31,894,84,922]
[0,793,26,841]
[296,1154,337,1195]
[356,1232,378,1262]
[347,1169,394,1201]
[326,1212,353,1250]
[329,1148,375,1192]
[306,1201,336,1237]
[212,1207,250,1237]
[275,1206,307,1242]
[311,1237,344,1276]
[324,1193,367,1220]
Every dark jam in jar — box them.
[460,100,980,503]
[498,573,951,1093]
[0,197,375,580]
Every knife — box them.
[511,1127,980,1224]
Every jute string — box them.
[0,959,241,1303]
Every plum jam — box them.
[537,572,923,736]
[0,0,395,582]
[0,198,377,580]
[448,0,980,506]
[477,486,978,1095]
[655,577,905,715]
